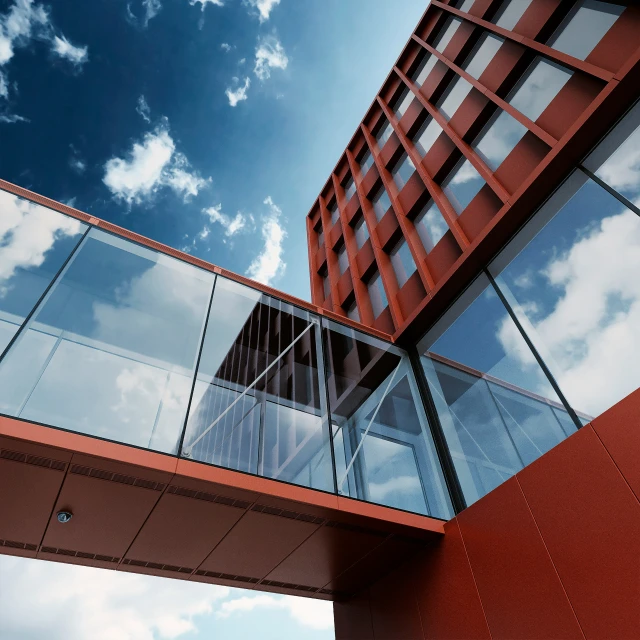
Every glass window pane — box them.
[392,86,414,120]
[437,76,473,121]
[508,58,573,123]
[338,244,349,275]
[492,0,533,31]
[354,214,370,249]
[359,149,374,175]
[367,271,388,318]
[547,0,623,61]
[412,53,438,88]
[418,274,573,505]
[345,299,360,322]
[0,192,87,354]
[0,228,213,454]
[413,117,442,157]
[376,120,393,146]
[372,187,392,222]
[442,159,485,214]
[324,320,453,518]
[392,153,416,190]
[329,201,339,225]
[434,17,462,53]
[489,169,640,419]
[415,201,448,252]
[584,99,640,202]
[390,239,417,287]
[463,33,504,80]
[473,110,528,171]
[183,278,333,492]
[344,175,356,201]
[456,0,475,10]
[317,227,324,248]
[321,267,330,300]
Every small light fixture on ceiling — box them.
[57,511,73,524]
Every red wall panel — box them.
[517,426,640,640]
[457,477,584,640]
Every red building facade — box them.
[1,1,639,638]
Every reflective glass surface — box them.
[585,100,640,202]
[329,201,339,225]
[473,110,528,171]
[317,227,324,248]
[359,149,374,175]
[412,53,438,88]
[434,17,462,53]
[463,33,504,80]
[390,239,417,287]
[344,175,356,201]
[392,153,416,190]
[321,267,330,300]
[372,186,392,222]
[492,0,533,30]
[437,77,473,121]
[337,244,349,275]
[325,320,452,518]
[182,277,333,492]
[414,201,448,252]
[489,169,640,418]
[0,228,213,453]
[346,299,360,322]
[547,0,623,61]
[376,120,393,147]
[367,271,388,318]
[456,0,475,10]
[413,117,442,157]
[442,159,485,214]
[508,58,573,123]
[0,192,87,354]
[393,86,414,120]
[353,214,370,250]
[419,274,577,505]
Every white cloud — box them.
[142,0,161,25]
[217,594,333,630]
[225,76,250,107]
[189,0,224,9]
[136,94,151,122]
[103,124,208,205]
[254,35,288,81]
[220,42,231,52]
[69,157,86,174]
[51,35,88,66]
[0,556,231,640]
[245,0,281,22]
[0,112,28,123]
[245,196,286,285]
[497,206,640,416]
[203,203,246,236]
[0,190,83,295]
[0,0,89,108]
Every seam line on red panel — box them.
[116,470,176,572]
[37,459,72,552]
[514,475,587,640]
[455,516,494,640]
[591,424,640,505]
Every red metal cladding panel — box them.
[517,425,640,640]
[124,491,246,569]
[334,595,375,640]
[199,510,319,578]
[368,560,424,640]
[457,477,584,640]
[590,387,640,501]
[414,519,491,640]
[41,473,163,559]
[0,455,66,550]
[264,524,387,589]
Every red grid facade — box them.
[306,0,640,342]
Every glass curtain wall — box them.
[0,226,214,454]
[324,319,453,519]
[181,277,334,493]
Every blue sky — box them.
[0,0,429,637]
[0,0,427,301]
